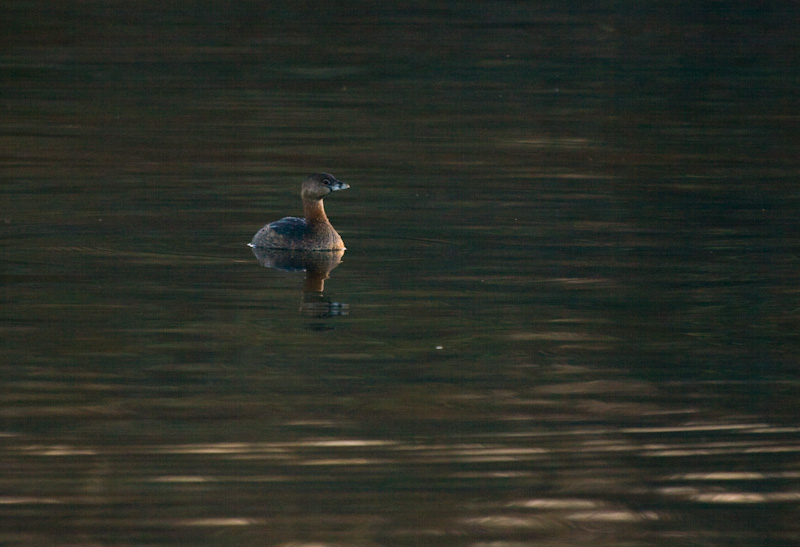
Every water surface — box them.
[2,1,799,545]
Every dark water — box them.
[2,1,799,545]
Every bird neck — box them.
[303,199,330,225]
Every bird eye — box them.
[322,179,331,186]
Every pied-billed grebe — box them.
[249,173,349,250]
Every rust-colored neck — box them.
[303,198,330,226]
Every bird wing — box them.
[268,217,308,238]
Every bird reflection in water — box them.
[250,247,349,321]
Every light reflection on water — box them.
[5,420,799,544]
[2,0,800,545]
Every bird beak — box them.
[331,179,349,191]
